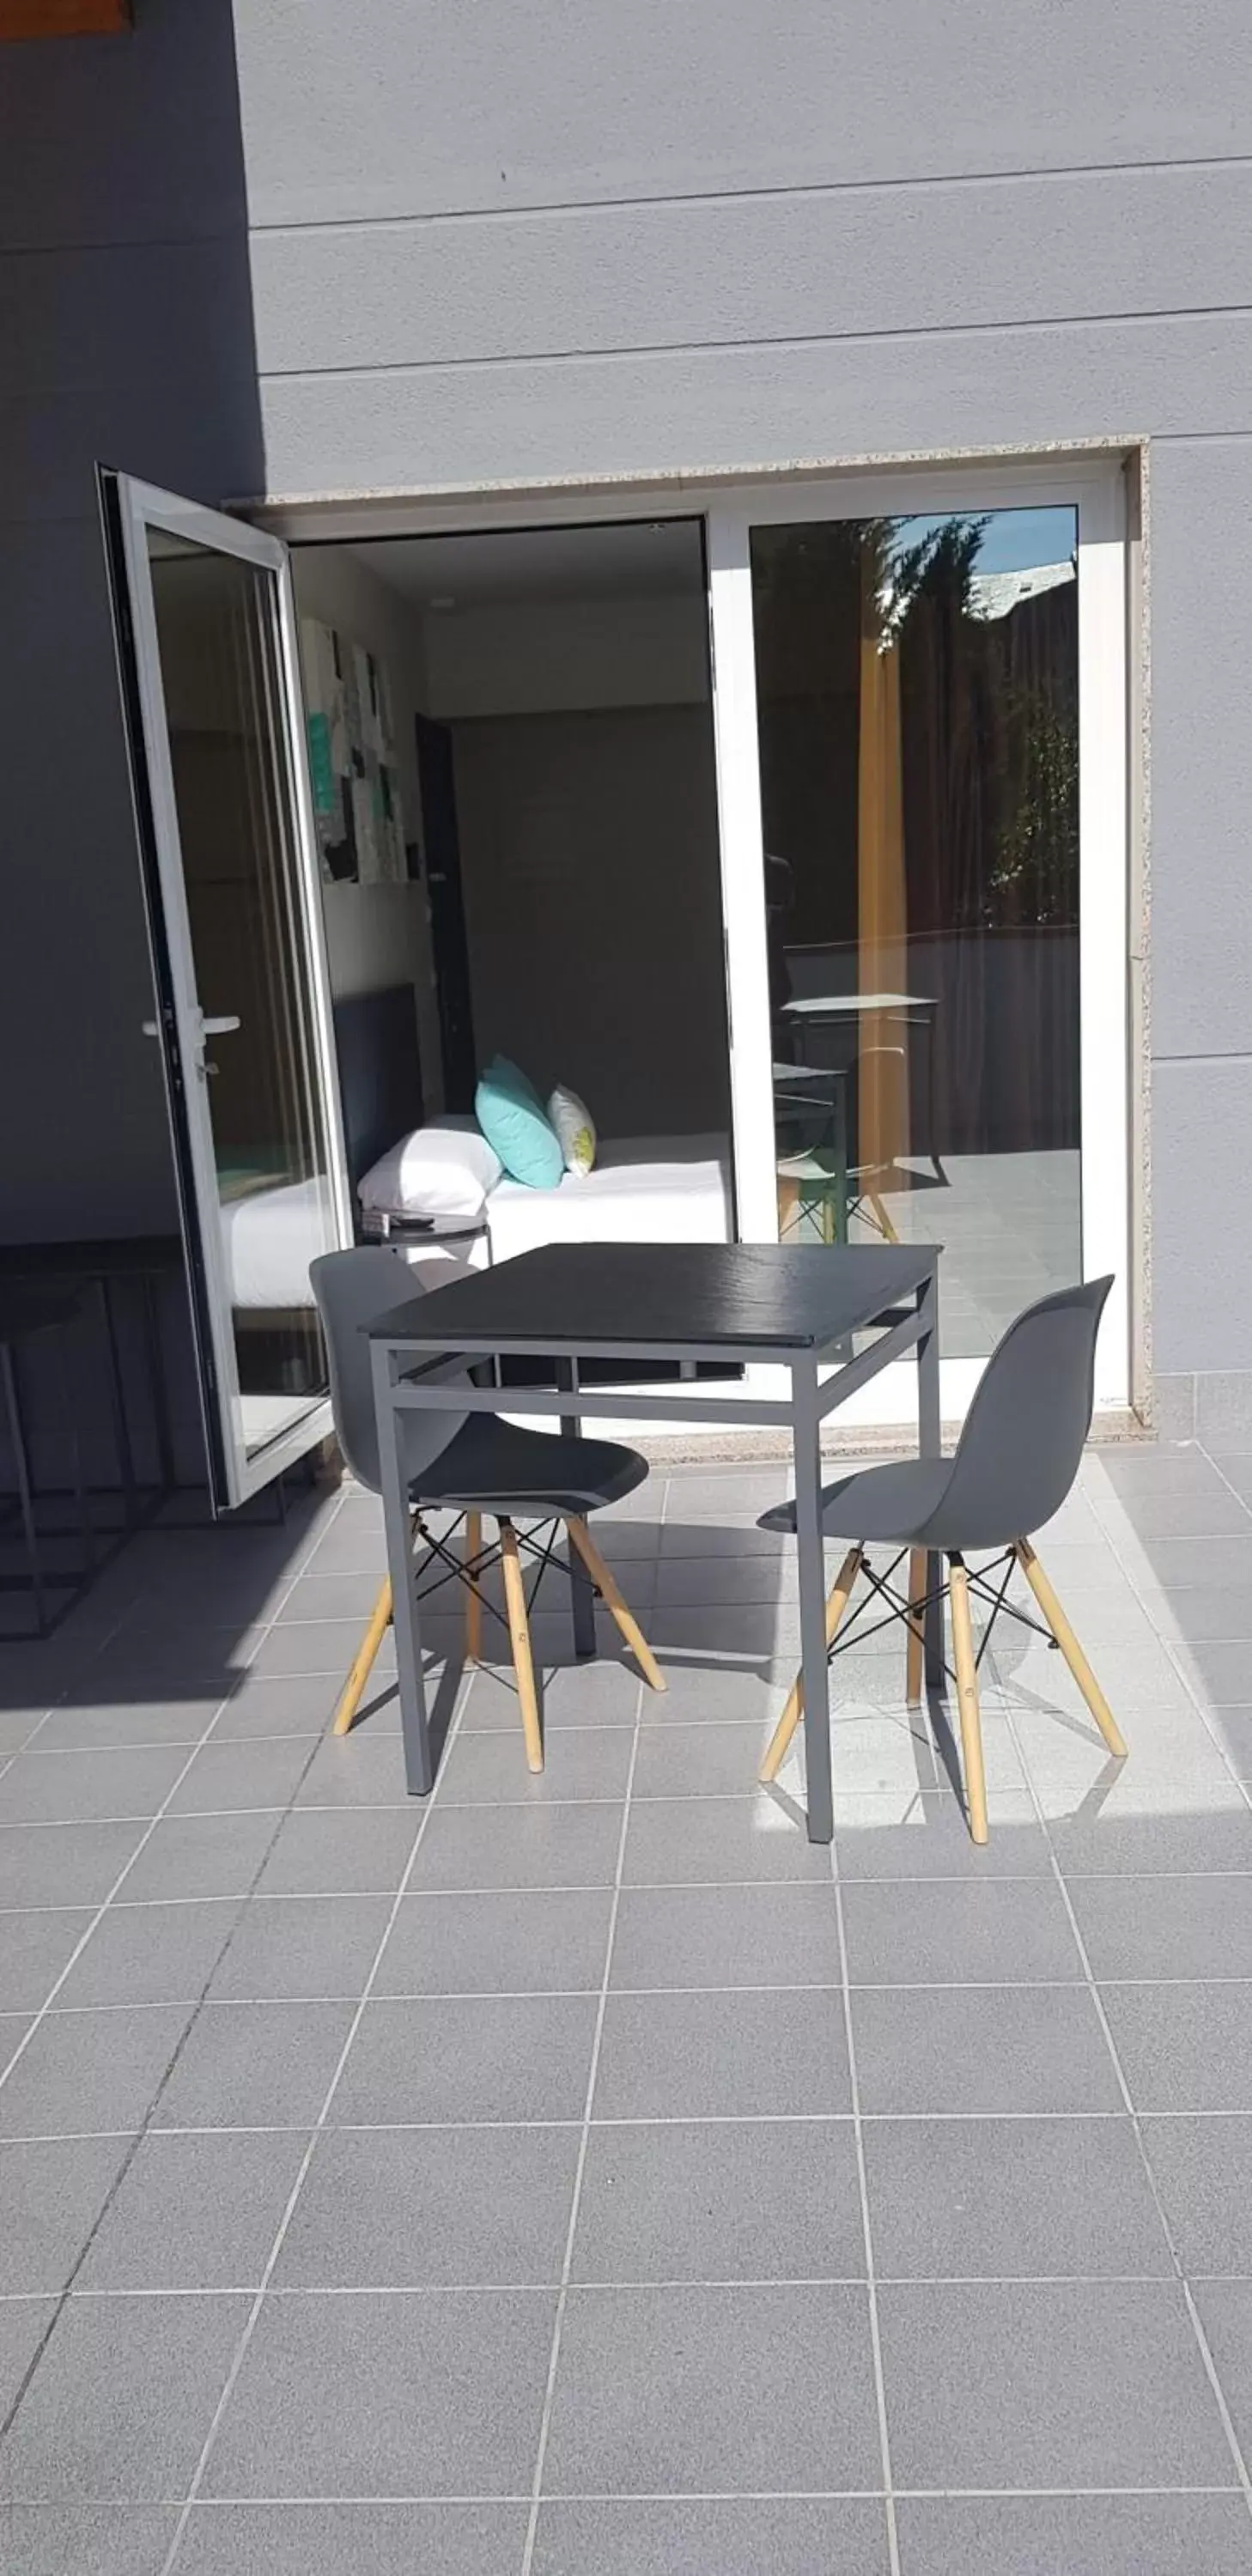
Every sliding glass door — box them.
[101,473,352,1508]
[708,465,1128,1419]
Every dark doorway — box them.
[416,712,477,1111]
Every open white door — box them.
[100,471,353,1510]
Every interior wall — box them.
[424,592,709,720]
[450,703,729,1137]
[289,546,443,1116]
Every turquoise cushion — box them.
[475,1056,564,1188]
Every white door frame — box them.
[108,473,354,1506]
[705,456,1130,1425]
[258,448,1132,1436]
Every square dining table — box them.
[367,1239,942,1843]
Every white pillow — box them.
[357,1117,502,1223]
[547,1083,596,1178]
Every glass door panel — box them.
[751,505,1083,1358]
[103,475,351,1507]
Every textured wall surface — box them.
[4,0,1250,1395]
[225,2,1252,1385]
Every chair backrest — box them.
[931,1275,1114,1548]
[309,1246,469,1497]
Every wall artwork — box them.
[300,617,406,885]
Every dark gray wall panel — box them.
[256,314,1252,500]
[250,162,1252,379]
[1151,1060,1252,1371]
[234,0,1252,224]
[1146,438,1252,1061]
[0,519,176,1237]
[0,0,253,251]
[0,0,263,1256]
[1,379,265,523]
[0,240,261,399]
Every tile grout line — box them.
[0,1565,169,1780]
[1088,1453,1252,1821]
[830,1827,901,2574]
[5,2480,1246,2509]
[0,1489,356,2446]
[1195,1445,1252,1522]
[27,1967,1252,2006]
[0,2106,1231,2149]
[7,2269,1244,2306]
[0,1492,349,2110]
[518,1473,667,2576]
[153,1629,486,2576]
[994,1681,1252,2526]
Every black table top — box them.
[368,1241,939,1356]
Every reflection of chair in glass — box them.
[774,1066,848,1245]
[779,987,944,1240]
[757,1278,1126,1844]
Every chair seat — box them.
[776,1150,842,1183]
[409,1412,649,1516]
[761,1455,955,1545]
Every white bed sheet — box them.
[221,1176,335,1309]
[484,1133,732,1266]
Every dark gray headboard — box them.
[331,987,425,1213]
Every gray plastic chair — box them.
[759,1277,1127,1842]
[310,1247,665,1768]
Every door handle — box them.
[142,1015,239,1037]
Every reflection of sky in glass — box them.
[892,506,1076,574]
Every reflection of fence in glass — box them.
[754,510,1079,1172]
[753,505,1080,1344]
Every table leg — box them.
[98,1277,138,1531]
[916,1271,945,1688]
[59,1337,94,1576]
[371,1344,432,1795]
[557,1357,597,1659]
[793,1359,834,1844]
[833,1079,849,1248]
[3,1343,46,1636]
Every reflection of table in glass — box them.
[779,992,945,1206]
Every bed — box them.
[219,1175,337,1310]
[484,1131,731,1263]
[220,987,427,1313]
[220,984,733,1313]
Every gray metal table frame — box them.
[368,1249,942,1844]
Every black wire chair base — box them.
[410,1509,589,1640]
[828,1544,1058,1686]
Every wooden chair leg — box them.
[760,1545,862,1785]
[333,1576,392,1736]
[1016,1539,1128,1759]
[777,1175,799,1242]
[566,1516,666,1692]
[949,1558,988,1844]
[500,1520,544,1771]
[905,1545,927,1707]
[465,1510,483,1662]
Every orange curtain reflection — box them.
[856,543,910,1200]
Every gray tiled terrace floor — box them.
[5,1442,1252,2569]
